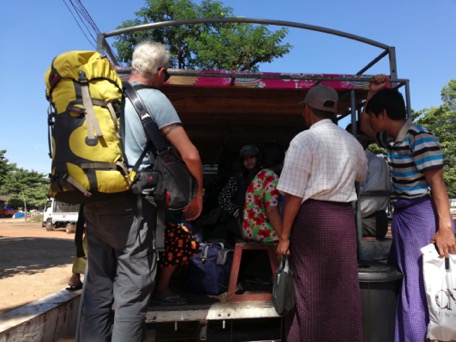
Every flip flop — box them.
[66,283,83,292]
[151,294,187,306]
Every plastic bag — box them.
[272,255,295,316]
[421,243,456,341]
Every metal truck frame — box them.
[92,18,409,341]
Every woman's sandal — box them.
[66,283,83,291]
[151,294,187,306]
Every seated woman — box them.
[152,214,200,305]
[218,145,261,241]
[241,143,285,243]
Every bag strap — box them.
[75,205,85,258]
[201,244,209,263]
[79,71,103,140]
[122,82,167,252]
[122,82,169,154]
[131,142,151,175]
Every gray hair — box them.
[131,41,170,79]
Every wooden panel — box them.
[160,84,367,163]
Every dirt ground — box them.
[0,219,76,315]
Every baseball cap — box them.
[239,144,260,158]
[300,85,338,113]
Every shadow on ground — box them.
[0,237,74,279]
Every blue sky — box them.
[1,0,455,174]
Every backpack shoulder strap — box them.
[123,82,169,154]
[123,82,167,252]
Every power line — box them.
[62,0,101,49]
[73,0,101,35]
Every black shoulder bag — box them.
[123,82,197,211]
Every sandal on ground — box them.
[151,294,187,306]
[66,283,83,291]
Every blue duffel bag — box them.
[186,241,233,295]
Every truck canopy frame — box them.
[97,17,410,166]
[53,19,406,336]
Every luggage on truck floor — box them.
[186,241,234,295]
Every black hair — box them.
[311,108,335,120]
[345,121,366,136]
[365,88,406,120]
[309,107,337,124]
[262,142,285,168]
[345,121,370,148]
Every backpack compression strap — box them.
[78,71,103,141]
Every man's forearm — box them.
[427,169,452,230]
[185,156,204,197]
[280,194,302,240]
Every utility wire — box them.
[62,0,101,49]
[73,0,101,35]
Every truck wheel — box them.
[45,219,54,231]
[65,223,76,234]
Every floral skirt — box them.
[158,221,200,268]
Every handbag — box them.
[272,255,295,316]
[421,243,456,341]
[186,241,234,295]
[123,82,197,210]
[153,146,197,210]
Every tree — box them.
[441,79,456,111]
[0,167,49,209]
[414,80,456,197]
[0,150,15,189]
[114,0,292,71]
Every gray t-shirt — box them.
[122,83,181,170]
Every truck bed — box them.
[146,294,283,341]
[147,294,279,323]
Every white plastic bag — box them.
[421,243,456,341]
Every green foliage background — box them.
[0,150,49,210]
[413,80,456,197]
[113,0,292,71]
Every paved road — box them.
[0,219,76,315]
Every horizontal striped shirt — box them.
[378,120,443,199]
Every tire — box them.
[45,218,54,231]
[65,223,76,234]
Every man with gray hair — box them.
[276,85,367,341]
[79,41,203,342]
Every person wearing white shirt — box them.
[276,85,367,342]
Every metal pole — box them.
[101,18,390,50]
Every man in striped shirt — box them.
[361,75,455,342]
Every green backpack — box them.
[45,51,133,203]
